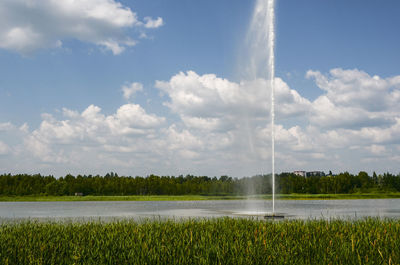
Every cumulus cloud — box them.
[0,141,10,155]
[143,17,164,29]
[154,69,400,174]
[0,0,163,55]
[19,123,29,133]
[366,144,386,156]
[24,103,165,164]
[0,122,14,131]
[307,69,400,111]
[156,71,310,131]
[308,68,400,128]
[1,68,400,176]
[122,82,143,100]
[153,71,321,174]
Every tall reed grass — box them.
[0,218,399,264]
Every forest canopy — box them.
[0,171,399,196]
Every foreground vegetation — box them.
[0,218,399,264]
[1,171,400,197]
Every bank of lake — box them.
[1,192,400,201]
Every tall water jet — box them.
[245,0,276,215]
[267,0,276,214]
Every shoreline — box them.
[1,193,400,202]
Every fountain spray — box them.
[246,0,278,217]
[267,0,276,214]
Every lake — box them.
[1,199,400,221]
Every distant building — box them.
[293,171,325,177]
[293,171,306,177]
[74,192,83,196]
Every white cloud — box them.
[98,39,131,55]
[0,141,10,155]
[1,68,400,176]
[308,68,400,128]
[0,122,14,131]
[153,71,319,174]
[156,71,310,125]
[19,123,29,133]
[143,17,164,29]
[366,144,386,156]
[156,69,400,174]
[310,95,389,129]
[180,116,222,131]
[166,125,203,151]
[0,0,163,55]
[24,103,165,164]
[122,82,143,100]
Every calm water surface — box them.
[1,199,400,221]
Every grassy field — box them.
[0,195,243,202]
[0,218,399,264]
[274,193,400,200]
[1,193,400,201]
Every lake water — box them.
[1,199,400,221]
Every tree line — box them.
[0,171,399,196]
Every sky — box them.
[0,0,400,177]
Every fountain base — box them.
[264,213,285,219]
[230,211,287,219]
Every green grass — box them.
[0,195,244,202]
[275,192,400,200]
[1,192,400,202]
[0,218,399,264]
[246,193,400,200]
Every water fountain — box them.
[247,0,284,219]
[265,0,284,219]
[230,0,284,218]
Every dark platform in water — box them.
[264,213,285,219]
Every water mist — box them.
[246,0,276,215]
[267,0,276,214]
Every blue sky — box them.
[0,0,399,177]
